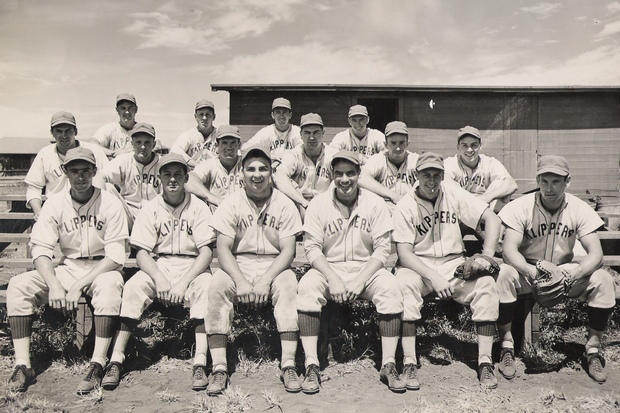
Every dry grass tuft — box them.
[155,387,181,403]
[260,389,282,412]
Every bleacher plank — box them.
[0,233,31,242]
[0,212,34,220]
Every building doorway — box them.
[356,98,399,133]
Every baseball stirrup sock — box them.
[207,334,228,349]
[298,311,321,336]
[280,331,299,341]
[9,316,33,339]
[194,320,206,334]
[497,302,517,326]
[476,322,496,337]
[378,314,401,337]
[94,315,117,338]
[587,306,613,332]
[119,317,139,332]
[402,321,417,337]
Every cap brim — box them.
[216,133,241,140]
[417,163,444,171]
[64,156,95,166]
[537,167,568,176]
[348,112,368,117]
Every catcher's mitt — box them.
[454,254,500,281]
[533,260,574,308]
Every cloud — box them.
[596,19,620,38]
[518,2,562,19]
[607,2,620,13]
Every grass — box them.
[155,387,181,403]
[260,389,282,412]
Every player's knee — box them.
[589,268,614,289]
[474,275,500,296]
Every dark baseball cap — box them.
[416,152,444,171]
[331,150,360,168]
[216,125,242,141]
[63,147,96,166]
[159,153,188,172]
[385,121,408,137]
[241,143,271,164]
[116,93,137,105]
[131,122,156,139]
[51,111,77,128]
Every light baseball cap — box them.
[216,125,242,141]
[241,143,271,164]
[385,121,408,137]
[116,93,137,105]
[457,125,481,141]
[272,97,292,111]
[537,155,570,176]
[416,152,444,171]
[131,122,156,139]
[300,113,324,128]
[331,150,360,168]
[159,153,188,172]
[348,105,369,118]
[51,111,77,128]
[63,147,96,166]
[195,99,215,111]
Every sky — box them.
[1,0,619,148]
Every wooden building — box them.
[212,84,620,196]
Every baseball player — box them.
[272,113,337,215]
[99,122,161,229]
[359,121,419,210]
[102,153,216,391]
[170,99,218,168]
[329,105,385,166]
[205,144,302,395]
[185,125,244,211]
[87,93,139,157]
[495,155,616,383]
[297,150,404,394]
[25,111,109,222]
[393,152,504,390]
[242,97,302,166]
[7,147,128,395]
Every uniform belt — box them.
[157,253,196,258]
[75,256,105,261]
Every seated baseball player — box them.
[495,155,616,383]
[242,97,302,167]
[86,93,139,158]
[7,147,128,395]
[185,125,244,212]
[25,111,108,221]
[329,105,385,166]
[393,152,504,390]
[99,122,161,230]
[297,150,404,394]
[205,144,302,395]
[359,120,419,210]
[272,113,337,217]
[102,153,216,391]
[170,99,218,169]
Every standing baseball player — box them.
[329,105,385,166]
[185,125,244,211]
[7,147,128,395]
[205,143,302,395]
[297,150,404,394]
[170,99,218,169]
[393,152,503,389]
[102,153,216,391]
[87,93,139,157]
[242,97,302,166]
[99,122,161,229]
[272,113,337,215]
[359,121,419,210]
[25,111,108,221]
[495,155,616,383]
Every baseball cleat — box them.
[498,348,516,379]
[101,361,122,390]
[586,352,607,383]
[478,362,498,389]
[280,366,302,393]
[191,365,209,391]
[301,364,321,394]
[379,362,406,393]
[7,365,36,392]
[206,369,229,396]
[77,362,104,395]
[401,364,420,390]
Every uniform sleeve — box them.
[92,124,112,147]
[575,200,605,239]
[371,232,391,264]
[370,197,394,239]
[103,194,129,264]
[278,151,300,180]
[169,133,192,163]
[291,126,303,148]
[242,127,268,150]
[277,196,303,240]
[99,156,123,184]
[328,131,347,150]
[129,204,159,252]
[498,199,526,234]
[488,157,513,181]
[443,157,461,182]
[191,200,217,248]
[24,153,47,204]
[362,154,383,180]
[29,201,59,260]
[392,200,418,244]
[209,197,239,239]
[303,197,326,263]
[452,183,488,229]
[374,131,386,152]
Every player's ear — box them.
[565,175,571,187]
[92,166,97,175]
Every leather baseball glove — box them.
[533,260,574,308]
[454,254,500,281]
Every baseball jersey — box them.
[243,124,302,161]
[99,152,161,210]
[392,180,488,258]
[131,193,216,256]
[444,154,513,195]
[92,122,133,152]
[29,188,128,264]
[210,188,302,255]
[329,128,386,165]
[362,151,419,200]
[278,144,338,198]
[498,192,603,265]
[192,157,244,199]
[304,188,393,264]
[170,127,218,163]
[25,141,109,206]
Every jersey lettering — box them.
[61,214,105,233]
[132,173,160,188]
[384,172,414,187]
[524,221,575,240]
[239,212,281,231]
[326,216,371,236]
[159,219,193,236]
[415,211,458,236]
[271,139,295,151]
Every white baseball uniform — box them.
[170,127,218,164]
[25,141,109,207]
[444,154,513,198]
[277,144,338,200]
[329,128,386,165]
[243,124,302,161]
[92,122,133,152]
[362,151,419,207]
[121,193,216,320]
[192,157,244,202]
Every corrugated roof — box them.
[0,137,52,155]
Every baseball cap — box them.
[300,113,324,128]
[131,122,156,139]
[457,126,481,141]
[416,152,444,171]
[195,99,215,112]
[272,97,292,111]
[348,105,369,118]
[385,121,408,137]
[50,111,77,128]
[331,150,360,168]
[159,153,188,172]
[116,93,137,106]
[216,125,242,141]
[241,143,271,164]
[537,155,570,177]
[63,147,96,166]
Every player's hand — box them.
[390,193,404,205]
[65,286,83,312]
[328,277,348,304]
[345,278,365,302]
[431,275,453,299]
[236,279,255,305]
[252,278,271,307]
[168,281,190,306]
[155,277,172,306]
[48,283,67,312]
[33,210,40,222]
[524,265,538,283]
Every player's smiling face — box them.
[159,164,188,194]
[52,124,77,153]
[457,136,481,168]
[217,137,240,162]
[348,115,369,138]
[132,134,155,163]
[301,125,324,155]
[195,108,215,132]
[386,134,408,164]
[243,156,272,196]
[64,160,95,194]
[271,108,292,131]
[537,173,569,207]
[416,168,444,201]
[116,101,137,126]
[333,160,360,202]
